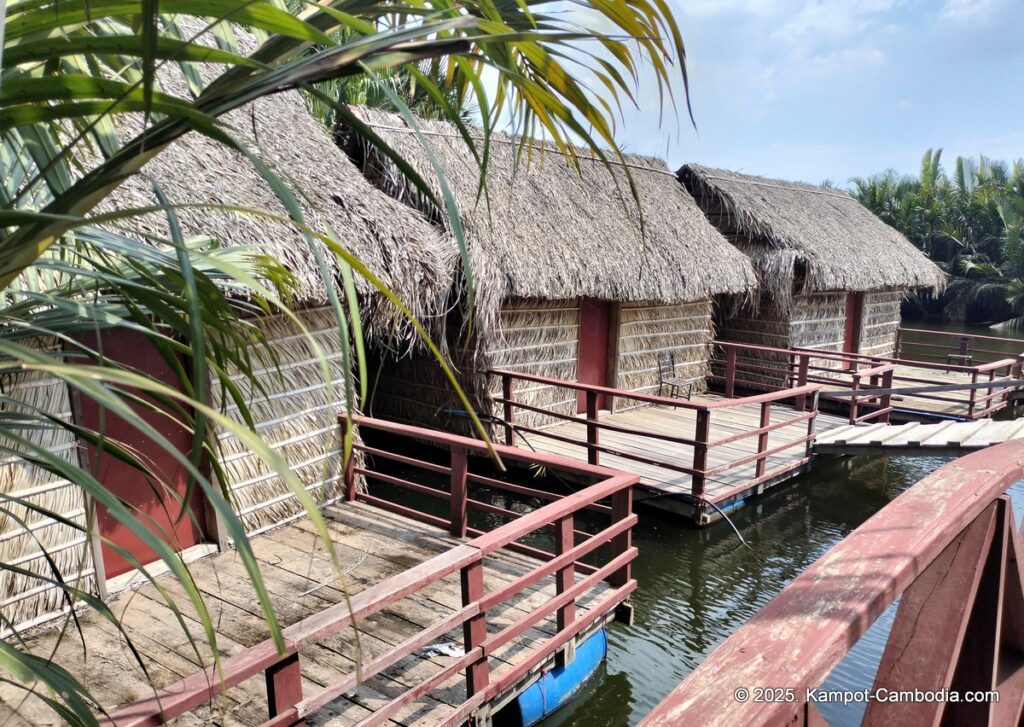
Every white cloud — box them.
[804,47,886,77]
[940,0,1003,23]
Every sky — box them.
[607,0,1024,188]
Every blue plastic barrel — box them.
[515,628,608,727]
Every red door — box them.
[843,292,865,364]
[577,299,612,412]
[74,329,207,578]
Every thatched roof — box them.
[679,164,946,301]
[344,109,757,329]
[94,32,454,340]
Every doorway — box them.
[73,329,208,579]
[577,299,613,412]
[843,292,865,363]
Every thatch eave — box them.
[343,109,758,334]
[680,164,947,299]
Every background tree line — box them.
[852,149,1024,330]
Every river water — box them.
[552,322,1024,726]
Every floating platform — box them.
[519,394,850,524]
[0,494,634,726]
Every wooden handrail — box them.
[489,368,821,412]
[105,418,638,727]
[493,369,821,502]
[640,440,1024,727]
[897,326,1024,346]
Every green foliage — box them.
[0,0,691,722]
[853,149,1024,327]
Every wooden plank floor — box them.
[521,397,849,502]
[815,417,1024,456]
[819,364,1016,419]
[0,503,612,726]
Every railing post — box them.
[849,372,861,425]
[756,402,771,479]
[265,653,303,724]
[341,417,357,502]
[691,410,711,498]
[461,560,489,697]
[586,390,600,466]
[608,487,633,588]
[725,347,737,399]
[968,370,978,419]
[805,390,819,458]
[554,514,576,666]
[502,373,514,447]
[880,367,893,423]
[893,327,902,359]
[795,354,810,411]
[450,446,469,538]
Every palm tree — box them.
[853,148,1024,326]
[0,2,692,722]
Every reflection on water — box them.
[554,454,1024,726]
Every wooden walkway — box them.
[814,417,1024,456]
[521,397,850,505]
[0,502,614,726]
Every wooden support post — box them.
[340,418,357,502]
[880,368,893,423]
[725,347,737,399]
[265,653,303,724]
[796,354,810,411]
[756,402,771,479]
[987,368,996,412]
[893,328,902,359]
[691,410,711,498]
[849,373,861,425]
[450,447,469,538]
[554,514,576,667]
[586,390,600,466]
[805,390,819,458]
[502,374,514,447]
[461,560,489,697]
[969,370,979,419]
[608,488,633,589]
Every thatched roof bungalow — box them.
[679,164,945,384]
[0,89,450,632]
[343,109,757,435]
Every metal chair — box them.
[658,352,695,399]
[947,335,974,366]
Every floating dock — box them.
[1,424,638,727]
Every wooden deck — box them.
[520,396,850,509]
[814,417,1024,457]
[0,502,615,726]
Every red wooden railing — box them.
[895,325,1024,367]
[711,339,1019,420]
[491,369,821,501]
[640,440,1024,727]
[103,417,638,727]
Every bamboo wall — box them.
[615,300,712,404]
[484,300,580,430]
[213,307,348,534]
[859,290,902,359]
[0,368,95,634]
[789,291,849,378]
[369,297,717,435]
[716,294,793,388]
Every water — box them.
[550,456,1024,725]
[898,320,1024,364]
